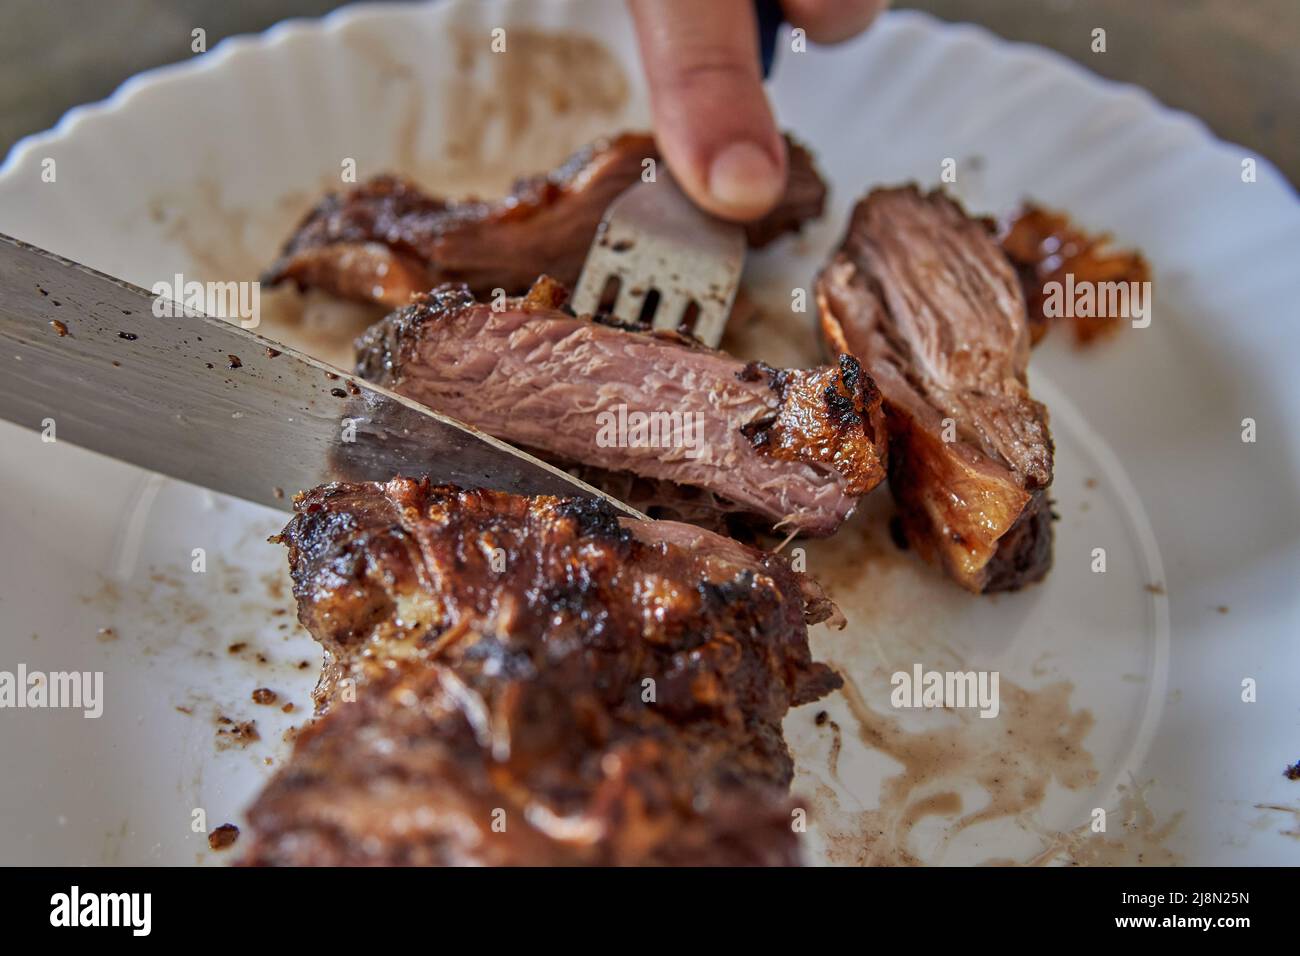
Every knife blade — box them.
[0,233,645,517]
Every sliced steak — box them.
[242,479,841,866]
[816,186,1054,592]
[354,279,888,537]
[264,132,827,308]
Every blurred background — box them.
[1,0,1296,187]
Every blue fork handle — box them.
[756,0,784,79]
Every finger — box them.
[780,0,887,44]
[629,0,787,221]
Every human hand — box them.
[628,0,886,221]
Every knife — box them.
[0,233,645,517]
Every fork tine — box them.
[688,303,730,346]
[650,291,692,335]
[570,255,617,318]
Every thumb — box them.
[629,0,787,222]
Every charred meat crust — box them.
[981,491,1054,592]
[738,354,887,495]
[263,132,828,308]
[273,479,841,706]
[353,279,888,536]
[816,185,1055,592]
[352,282,477,382]
[245,479,840,866]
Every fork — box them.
[569,175,747,347]
[569,0,783,348]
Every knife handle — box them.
[756,0,784,79]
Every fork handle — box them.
[756,0,784,79]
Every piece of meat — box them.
[999,203,1152,346]
[264,132,827,309]
[816,186,1054,593]
[353,279,888,537]
[544,460,761,536]
[242,479,841,866]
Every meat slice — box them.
[816,186,1054,592]
[999,203,1151,347]
[242,479,841,866]
[353,279,888,537]
[264,132,827,308]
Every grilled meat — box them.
[817,186,1054,592]
[536,463,759,535]
[264,132,827,309]
[242,479,841,866]
[999,203,1151,346]
[354,278,888,537]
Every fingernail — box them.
[706,141,783,213]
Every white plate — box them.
[1,1,1297,866]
